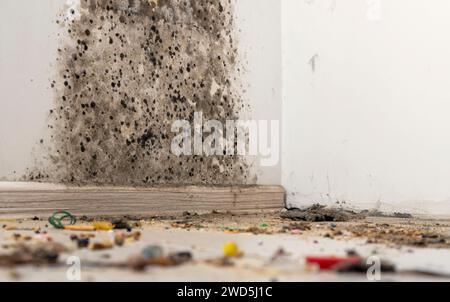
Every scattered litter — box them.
[79,233,96,238]
[244,227,271,235]
[346,249,359,257]
[142,245,164,259]
[64,222,116,232]
[169,251,193,264]
[270,248,290,262]
[127,248,192,271]
[64,225,96,232]
[223,242,244,258]
[3,225,38,232]
[171,221,204,230]
[0,218,19,223]
[281,205,365,222]
[282,222,311,233]
[112,219,132,231]
[183,211,198,218]
[1,211,449,280]
[49,211,77,229]
[92,221,114,231]
[76,237,90,249]
[348,224,450,248]
[114,232,125,246]
[223,229,241,234]
[0,242,68,267]
[223,226,272,235]
[364,210,414,219]
[10,234,32,242]
[89,240,114,251]
[290,229,302,235]
[204,257,234,267]
[132,255,176,270]
[34,234,53,243]
[124,231,141,242]
[305,255,362,270]
[127,255,149,271]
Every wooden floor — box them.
[0,182,285,217]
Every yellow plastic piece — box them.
[64,225,96,231]
[92,221,114,231]
[223,241,243,258]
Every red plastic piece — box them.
[306,256,361,270]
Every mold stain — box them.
[25,0,253,186]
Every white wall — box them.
[282,0,450,215]
[0,0,282,185]
[0,0,60,180]
[236,0,282,184]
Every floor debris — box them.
[64,225,96,232]
[89,240,114,251]
[364,210,414,219]
[280,205,365,222]
[112,219,132,231]
[142,245,164,259]
[0,211,449,281]
[78,238,91,249]
[0,242,68,266]
[346,223,450,248]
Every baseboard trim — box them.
[0,182,285,218]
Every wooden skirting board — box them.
[0,182,285,218]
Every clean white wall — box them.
[0,0,282,185]
[236,0,282,184]
[282,0,450,215]
[0,0,60,180]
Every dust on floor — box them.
[1,210,450,281]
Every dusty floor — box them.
[1,210,450,282]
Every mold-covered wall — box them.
[0,0,282,186]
